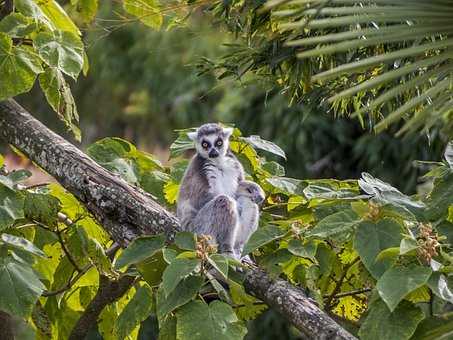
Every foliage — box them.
[0,125,452,339]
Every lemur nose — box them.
[209,149,219,158]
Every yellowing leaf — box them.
[123,0,163,29]
[164,181,179,204]
[333,296,366,321]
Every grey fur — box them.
[177,123,244,256]
[233,181,265,259]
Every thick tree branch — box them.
[0,99,356,340]
[68,275,136,340]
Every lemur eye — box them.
[216,139,223,147]
[201,141,209,149]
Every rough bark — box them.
[0,99,356,340]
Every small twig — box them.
[55,227,83,272]
[325,257,360,309]
[323,288,372,299]
[25,182,51,190]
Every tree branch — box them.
[68,275,136,340]
[0,99,356,340]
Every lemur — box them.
[177,123,245,257]
[234,180,265,260]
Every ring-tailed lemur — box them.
[177,123,245,257]
[234,180,265,259]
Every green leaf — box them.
[137,250,167,286]
[309,209,360,241]
[75,0,98,23]
[411,314,453,340]
[38,0,81,35]
[376,264,432,312]
[241,135,286,159]
[427,273,453,304]
[39,67,80,141]
[0,33,43,100]
[1,234,46,257]
[159,315,177,340]
[207,254,229,280]
[169,133,194,159]
[24,192,61,227]
[400,238,419,255]
[115,284,154,340]
[0,186,24,231]
[229,281,267,320]
[34,30,84,79]
[287,239,317,260]
[174,231,196,250]
[15,0,53,29]
[176,300,247,340]
[242,225,286,255]
[265,177,301,195]
[425,172,453,220]
[115,234,165,269]
[123,0,163,29]
[354,218,402,279]
[162,258,200,297]
[0,255,45,317]
[156,275,204,318]
[359,299,424,340]
[0,13,36,37]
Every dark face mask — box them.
[208,148,219,158]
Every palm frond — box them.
[270,0,453,135]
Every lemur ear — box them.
[223,127,233,138]
[187,131,198,141]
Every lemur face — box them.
[188,123,233,160]
[237,180,265,204]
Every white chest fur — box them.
[207,157,239,197]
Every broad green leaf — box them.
[242,225,286,255]
[159,315,177,340]
[0,186,24,231]
[39,67,80,141]
[354,219,402,279]
[400,238,419,255]
[174,231,196,250]
[156,275,204,318]
[24,192,61,227]
[425,172,453,220]
[137,250,167,286]
[176,300,247,340]
[38,0,81,35]
[376,264,432,312]
[34,30,84,79]
[359,299,424,340]
[229,281,267,320]
[164,181,179,204]
[287,239,317,261]
[309,209,360,241]
[140,170,170,204]
[115,284,154,339]
[1,234,46,257]
[0,33,43,100]
[427,273,453,304]
[0,255,45,317]
[207,254,229,280]
[123,0,163,29]
[411,314,453,340]
[169,133,193,159]
[241,135,286,159]
[115,234,165,269]
[162,258,200,297]
[265,177,301,195]
[15,0,53,29]
[262,161,285,176]
[0,13,36,37]
[358,173,424,212]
